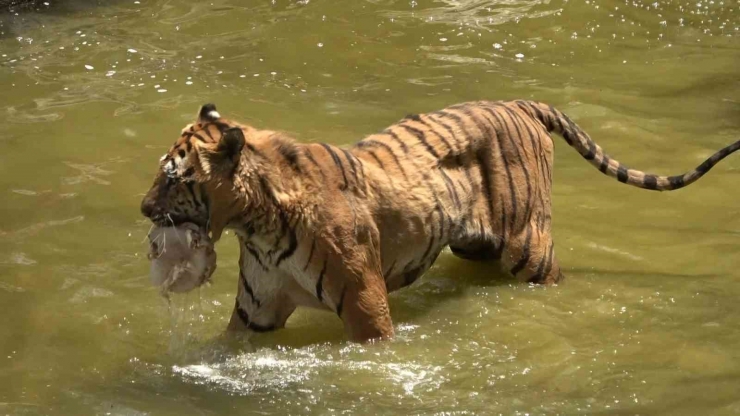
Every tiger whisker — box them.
[141,223,155,244]
[165,213,189,246]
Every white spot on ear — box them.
[159,154,167,162]
[208,110,221,119]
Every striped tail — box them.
[516,100,740,191]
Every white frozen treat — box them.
[147,222,216,295]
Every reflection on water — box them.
[0,0,739,414]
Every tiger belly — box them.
[381,241,446,293]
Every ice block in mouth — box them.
[147,222,217,295]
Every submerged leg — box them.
[227,291,297,332]
[340,270,394,342]
[501,222,563,284]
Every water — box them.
[1,0,739,414]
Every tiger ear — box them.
[197,127,245,176]
[198,103,221,124]
[219,127,246,158]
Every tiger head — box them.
[140,103,249,241]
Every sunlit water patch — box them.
[170,341,446,399]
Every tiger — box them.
[140,101,740,342]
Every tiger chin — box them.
[140,101,740,343]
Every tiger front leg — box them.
[309,242,394,342]
[226,280,297,333]
[338,269,395,342]
[316,217,394,342]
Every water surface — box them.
[1,0,739,414]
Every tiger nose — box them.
[140,196,158,219]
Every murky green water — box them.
[1,0,739,414]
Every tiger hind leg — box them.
[501,223,563,284]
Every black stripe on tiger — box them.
[364,149,386,171]
[448,106,493,187]
[268,210,290,258]
[235,301,250,325]
[546,105,567,141]
[508,103,553,216]
[525,100,740,192]
[243,141,260,155]
[248,321,276,333]
[495,195,508,259]
[420,203,446,265]
[430,110,468,155]
[275,227,297,267]
[240,271,262,307]
[355,139,410,181]
[494,105,535,220]
[479,107,520,226]
[319,143,349,190]
[341,148,364,189]
[351,151,367,190]
[258,174,280,205]
[429,109,476,184]
[426,113,462,154]
[316,257,328,302]
[409,114,456,156]
[234,300,276,332]
[336,285,347,317]
[303,239,316,271]
[185,181,202,209]
[439,169,461,210]
[303,147,326,178]
[275,140,303,173]
[474,146,497,226]
[643,174,659,190]
[510,224,533,276]
[245,244,268,271]
[203,126,215,141]
[505,104,551,212]
[668,175,684,189]
[529,243,555,284]
[446,107,482,156]
[617,165,629,183]
[398,123,440,159]
[401,116,461,211]
[181,131,201,142]
[383,260,396,279]
[383,129,410,153]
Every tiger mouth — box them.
[147,213,211,234]
[148,213,186,228]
